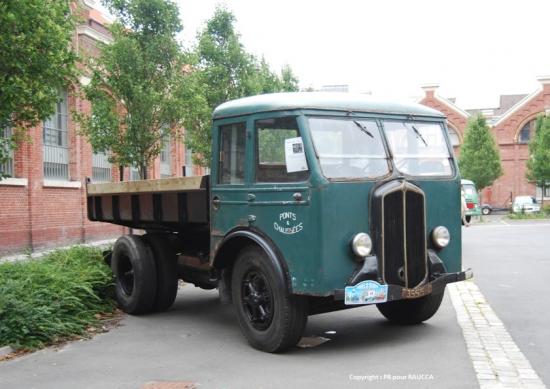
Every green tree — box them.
[186,6,300,167]
[0,0,77,178]
[78,0,201,179]
[526,115,550,206]
[279,65,299,92]
[459,114,503,205]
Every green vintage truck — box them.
[87,93,472,352]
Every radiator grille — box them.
[405,190,426,287]
[379,182,427,288]
[383,191,405,285]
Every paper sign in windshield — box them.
[285,137,308,173]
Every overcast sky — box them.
[96,1,536,109]
[174,0,550,109]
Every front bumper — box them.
[333,268,472,302]
[333,250,473,303]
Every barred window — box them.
[130,165,141,180]
[92,151,111,182]
[0,127,14,177]
[160,135,171,178]
[184,145,194,177]
[43,90,69,180]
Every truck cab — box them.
[87,92,472,352]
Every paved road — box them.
[0,288,476,389]
[463,219,550,386]
[2,216,548,389]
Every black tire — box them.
[111,235,157,314]
[465,215,472,223]
[143,234,179,312]
[376,290,444,324]
[231,245,308,352]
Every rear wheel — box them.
[231,246,308,352]
[143,234,179,312]
[111,235,157,314]
[376,290,444,324]
[482,207,491,215]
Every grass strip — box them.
[0,246,115,350]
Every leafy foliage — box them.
[258,129,296,163]
[0,247,114,350]
[0,0,77,178]
[458,114,503,192]
[526,115,550,205]
[185,6,300,167]
[78,0,201,179]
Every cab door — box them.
[210,119,251,260]
[245,115,313,287]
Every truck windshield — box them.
[308,117,389,179]
[382,121,453,176]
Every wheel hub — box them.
[241,270,274,331]
[117,256,134,296]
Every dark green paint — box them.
[210,93,461,296]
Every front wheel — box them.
[482,207,491,215]
[376,290,444,324]
[231,246,308,352]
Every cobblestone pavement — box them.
[449,281,545,389]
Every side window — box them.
[256,117,308,182]
[219,122,246,184]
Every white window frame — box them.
[160,135,172,178]
[184,145,194,177]
[130,165,141,181]
[1,127,14,177]
[92,150,112,182]
[43,90,69,180]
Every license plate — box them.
[401,283,433,299]
[345,280,388,305]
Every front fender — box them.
[212,228,293,295]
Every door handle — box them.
[212,196,221,210]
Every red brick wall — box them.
[1,6,206,255]
[420,92,468,140]
[485,84,550,206]
[420,84,550,207]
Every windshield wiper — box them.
[353,120,374,138]
[407,124,428,146]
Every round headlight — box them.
[432,226,450,248]
[351,233,372,258]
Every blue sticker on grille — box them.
[345,280,388,305]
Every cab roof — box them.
[212,92,444,120]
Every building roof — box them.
[494,94,528,116]
[213,92,444,119]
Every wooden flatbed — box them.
[86,176,210,231]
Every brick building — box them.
[0,1,203,255]
[420,77,550,207]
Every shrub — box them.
[543,204,550,215]
[0,246,114,350]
